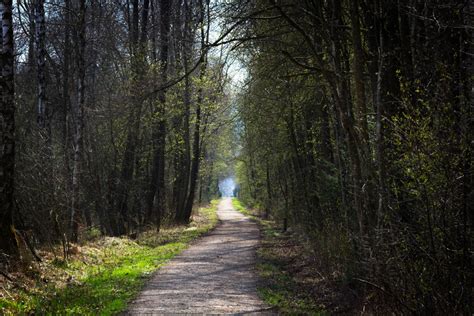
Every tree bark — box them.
[349,0,368,146]
[180,0,209,223]
[0,0,18,259]
[146,0,172,229]
[35,0,47,130]
[182,57,204,222]
[174,0,193,224]
[114,0,149,235]
[69,0,86,242]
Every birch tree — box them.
[0,0,18,258]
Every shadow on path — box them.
[126,198,274,314]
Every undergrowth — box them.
[0,201,218,315]
[232,198,325,315]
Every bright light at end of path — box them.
[219,177,236,197]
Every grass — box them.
[0,201,219,315]
[232,198,325,315]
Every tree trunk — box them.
[265,161,272,218]
[146,0,172,229]
[0,0,18,259]
[114,0,148,235]
[181,10,207,221]
[326,2,365,236]
[62,0,71,207]
[175,0,193,224]
[69,0,86,242]
[35,0,47,130]
[182,64,204,222]
[349,0,368,146]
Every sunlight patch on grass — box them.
[0,201,219,315]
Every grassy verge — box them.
[0,201,219,315]
[232,198,325,315]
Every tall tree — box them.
[180,0,208,223]
[0,0,18,258]
[114,0,148,235]
[146,0,172,229]
[232,0,472,312]
[69,0,87,242]
[172,0,194,224]
[35,0,47,130]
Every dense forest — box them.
[1,0,232,243]
[0,0,472,314]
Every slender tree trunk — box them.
[265,161,272,218]
[69,0,86,242]
[182,62,204,221]
[27,3,35,74]
[375,24,385,226]
[319,104,333,164]
[147,0,172,229]
[350,0,376,228]
[175,0,193,223]
[140,0,150,45]
[326,0,365,237]
[114,0,148,235]
[35,0,47,130]
[0,0,18,258]
[181,0,209,222]
[62,0,71,196]
[349,0,368,146]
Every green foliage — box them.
[256,262,324,315]
[0,203,218,315]
[231,198,252,217]
[233,199,325,315]
[83,227,102,241]
[231,1,473,313]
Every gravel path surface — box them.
[126,198,273,315]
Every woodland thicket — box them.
[1,0,233,258]
[232,0,473,313]
[0,0,472,313]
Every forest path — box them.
[126,198,272,314]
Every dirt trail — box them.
[126,198,272,314]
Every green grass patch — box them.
[232,198,325,315]
[0,201,219,315]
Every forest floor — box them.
[0,202,218,315]
[232,199,360,315]
[126,198,272,314]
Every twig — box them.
[21,230,42,263]
[14,199,42,262]
[353,278,414,313]
[353,277,387,294]
[1,284,15,300]
[0,271,30,293]
[0,270,15,283]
